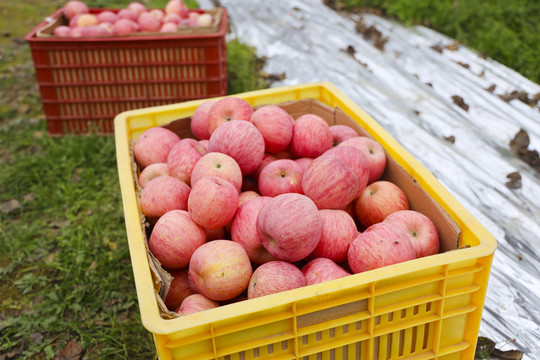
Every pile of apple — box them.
[53,0,214,37]
[133,97,441,315]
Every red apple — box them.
[330,124,358,146]
[207,97,254,135]
[167,138,207,185]
[176,294,219,315]
[354,180,409,228]
[138,11,162,32]
[290,114,333,158]
[190,101,215,140]
[138,162,169,188]
[250,105,294,154]
[238,190,260,205]
[140,175,190,223]
[208,120,265,176]
[113,18,137,35]
[247,261,306,299]
[322,145,369,197]
[294,157,313,174]
[164,268,194,311]
[348,222,416,273]
[301,155,359,210]
[117,8,138,22]
[308,209,357,263]
[133,126,180,169]
[196,13,213,27]
[160,22,178,32]
[77,13,98,27]
[96,10,118,24]
[165,0,188,17]
[190,152,243,193]
[231,196,275,265]
[383,210,440,258]
[54,25,72,37]
[339,136,387,184]
[252,153,278,181]
[302,258,351,285]
[148,210,206,269]
[187,176,239,229]
[188,240,252,301]
[258,159,303,197]
[257,193,322,262]
[128,2,147,16]
[63,0,89,20]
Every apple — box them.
[140,175,190,223]
[96,10,118,24]
[196,13,213,27]
[69,26,84,37]
[138,162,169,188]
[163,268,194,311]
[190,152,243,193]
[250,105,294,154]
[354,180,409,228]
[117,8,138,22]
[308,209,357,263]
[176,294,219,315]
[149,9,166,22]
[302,258,351,285]
[133,126,180,169]
[77,14,98,27]
[383,210,440,258]
[160,22,178,32]
[190,101,215,140]
[165,0,188,17]
[258,159,303,197]
[63,1,89,20]
[339,136,387,184]
[330,124,358,146]
[188,176,239,229]
[231,196,275,265]
[188,240,252,301]
[148,210,206,269]
[167,138,207,185]
[322,145,369,196]
[257,193,322,262]
[247,261,306,299]
[208,120,265,176]
[163,13,182,25]
[54,25,72,37]
[252,153,278,181]
[290,114,333,158]
[238,190,260,206]
[301,155,358,210]
[138,11,162,32]
[113,18,137,35]
[348,222,416,273]
[294,157,313,174]
[207,97,254,135]
[128,2,147,16]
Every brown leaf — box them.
[54,340,83,360]
[506,171,522,190]
[451,95,469,111]
[445,40,460,51]
[1,199,21,214]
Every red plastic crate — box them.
[24,8,228,135]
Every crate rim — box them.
[114,81,497,335]
[23,7,228,44]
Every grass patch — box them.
[0,1,268,359]
[328,0,540,84]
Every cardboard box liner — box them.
[37,7,223,38]
[129,98,461,319]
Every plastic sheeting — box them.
[200,0,540,358]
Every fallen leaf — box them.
[505,171,522,190]
[54,340,82,360]
[451,95,469,111]
[1,199,21,214]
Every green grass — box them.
[0,1,267,359]
[330,0,540,84]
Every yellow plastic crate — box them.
[114,82,496,360]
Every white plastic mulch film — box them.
[200,0,540,358]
